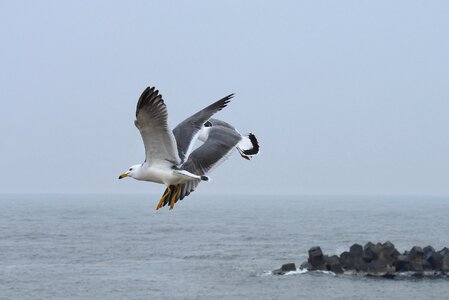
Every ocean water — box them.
[1,194,448,300]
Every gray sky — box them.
[1,1,448,195]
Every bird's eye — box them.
[129,168,132,171]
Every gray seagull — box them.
[119,86,259,209]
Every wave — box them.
[260,268,449,279]
[260,268,331,276]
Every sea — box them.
[1,194,448,300]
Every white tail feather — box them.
[237,133,259,160]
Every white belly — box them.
[141,167,173,184]
[137,164,196,186]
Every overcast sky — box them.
[1,1,448,196]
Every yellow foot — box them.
[156,186,171,210]
[169,185,181,210]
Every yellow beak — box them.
[118,173,129,179]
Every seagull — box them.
[119,86,259,209]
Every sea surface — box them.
[1,194,448,300]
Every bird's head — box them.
[118,164,141,179]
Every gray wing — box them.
[178,126,241,199]
[159,125,242,207]
[134,87,180,165]
[182,125,241,175]
[172,94,233,163]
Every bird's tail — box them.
[173,170,208,181]
[237,133,260,160]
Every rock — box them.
[429,248,449,272]
[422,246,435,270]
[306,247,343,273]
[423,246,435,261]
[272,263,296,275]
[366,259,396,278]
[363,243,375,262]
[296,242,449,278]
[409,262,424,273]
[349,244,364,257]
[363,242,383,262]
[439,247,449,256]
[281,263,296,272]
[394,255,410,272]
[442,253,449,273]
[344,243,367,271]
[363,241,398,277]
[271,269,283,275]
[422,259,433,270]
[408,246,424,272]
[425,250,443,271]
[308,246,325,269]
[409,246,424,260]
[382,241,400,261]
[324,255,343,274]
[339,251,351,269]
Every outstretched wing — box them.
[172,94,233,163]
[134,87,180,165]
[159,125,243,208]
[209,118,260,159]
[182,125,241,175]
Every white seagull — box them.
[119,86,259,209]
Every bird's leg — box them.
[169,185,181,210]
[156,186,171,210]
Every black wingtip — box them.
[136,86,163,117]
[140,87,156,102]
[224,93,234,104]
[216,93,234,111]
[242,133,260,156]
[225,93,235,100]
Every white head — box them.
[118,164,142,180]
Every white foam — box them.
[315,270,337,276]
[283,268,308,275]
[260,268,308,276]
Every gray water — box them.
[1,194,448,300]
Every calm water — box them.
[1,194,448,300]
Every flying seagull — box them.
[119,86,259,209]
